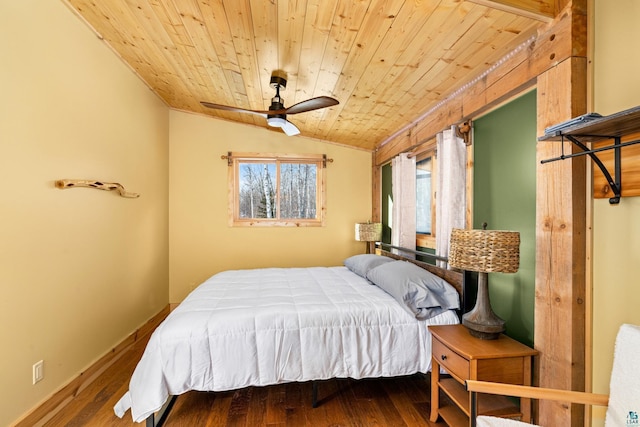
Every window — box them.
[380,148,437,249]
[229,153,326,227]
[416,150,437,248]
[416,157,432,234]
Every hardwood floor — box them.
[41,325,447,427]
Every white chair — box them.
[466,323,640,427]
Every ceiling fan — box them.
[201,73,339,136]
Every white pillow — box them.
[343,254,394,279]
[366,260,460,319]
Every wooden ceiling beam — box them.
[467,0,555,22]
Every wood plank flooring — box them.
[42,324,447,427]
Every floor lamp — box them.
[448,225,520,340]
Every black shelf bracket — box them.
[541,135,640,204]
[539,106,640,205]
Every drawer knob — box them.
[441,355,447,361]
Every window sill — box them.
[416,234,435,249]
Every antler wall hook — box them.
[55,179,140,198]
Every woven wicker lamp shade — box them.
[355,222,382,254]
[449,227,520,340]
[449,229,520,273]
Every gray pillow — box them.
[366,260,460,319]
[344,254,394,279]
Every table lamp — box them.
[355,222,382,254]
[448,224,520,339]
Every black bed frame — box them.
[146,396,176,427]
[144,245,469,427]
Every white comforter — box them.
[114,266,459,422]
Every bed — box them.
[114,247,466,425]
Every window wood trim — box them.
[228,152,326,227]
[415,142,437,249]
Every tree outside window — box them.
[230,153,325,227]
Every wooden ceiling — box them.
[64,0,552,151]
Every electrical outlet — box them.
[32,360,44,384]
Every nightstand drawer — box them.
[432,337,468,380]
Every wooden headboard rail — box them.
[377,243,466,309]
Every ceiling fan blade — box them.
[281,120,301,136]
[200,101,268,118]
[283,96,339,115]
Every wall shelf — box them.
[539,105,640,204]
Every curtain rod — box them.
[221,152,334,167]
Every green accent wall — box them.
[473,90,537,346]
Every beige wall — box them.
[591,0,640,425]
[0,1,170,425]
[1,1,372,423]
[169,110,373,302]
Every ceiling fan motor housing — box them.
[267,108,287,128]
[267,99,287,125]
[268,75,288,126]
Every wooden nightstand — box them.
[429,324,538,427]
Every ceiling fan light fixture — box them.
[267,116,287,128]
